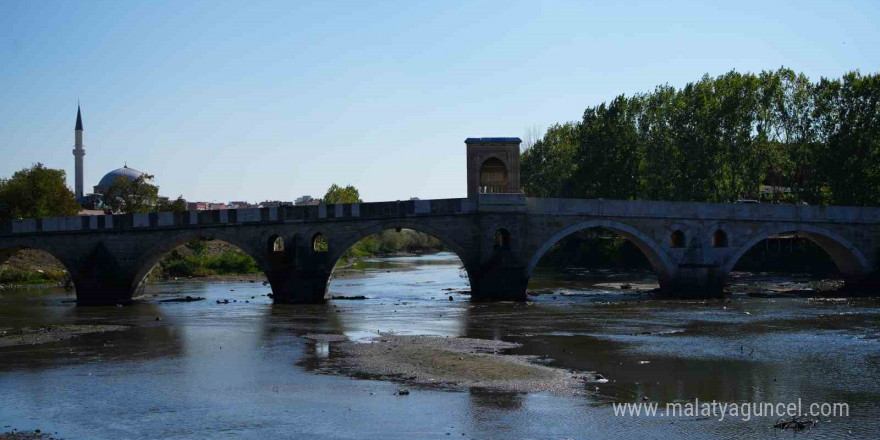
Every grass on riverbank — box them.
[340,229,447,263]
[0,248,68,286]
[138,240,260,281]
[156,248,260,278]
[0,267,66,285]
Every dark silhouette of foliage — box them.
[521,68,880,206]
[103,174,159,214]
[323,184,362,204]
[0,163,80,219]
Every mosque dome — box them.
[94,165,147,194]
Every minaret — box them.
[73,104,85,199]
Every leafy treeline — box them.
[345,229,447,260]
[104,175,187,214]
[0,163,186,219]
[0,163,80,220]
[535,229,650,270]
[157,239,259,278]
[521,68,880,205]
[0,248,68,285]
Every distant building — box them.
[409,197,420,201]
[77,194,105,211]
[295,195,314,205]
[259,200,294,208]
[93,165,150,196]
[186,202,228,211]
[228,201,255,209]
[69,105,164,210]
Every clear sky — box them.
[1,0,878,203]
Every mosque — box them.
[72,105,158,209]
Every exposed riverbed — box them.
[1,252,878,439]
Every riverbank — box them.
[0,430,60,440]
[0,324,129,348]
[0,249,67,287]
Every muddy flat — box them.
[308,334,595,394]
[0,325,128,347]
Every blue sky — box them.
[1,0,878,203]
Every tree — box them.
[521,123,580,197]
[813,71,880,206]
[160,195,188,213]
[575,95,643,199]
[0,163,80,219]
[520,68,880,206]
[323,184,362,204]
[103,174,159,214]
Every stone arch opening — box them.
[527,220,675,292]
[132,232,266,293]
[269,235,285,253]
[325,223,474,299]
[721,225,871,292]
[0,246,72,288]
[494,228,511,250]
[312,233,329,253]
[670,230,685,248]
[712,230,728,248]
[479,157,508,194]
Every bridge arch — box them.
[526,219,676,286]
[326,220,476,284]
[720,224,871,279]
[131,229,270,292]
[0,242,75,287]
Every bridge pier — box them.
[74,282,134,305]
[841,275,880,294]
[664,266,726,298]
[267,269,331,304]
[665,279,725,298]
[469,263,529,301]
[67,243,140,306]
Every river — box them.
[1,252,878,439]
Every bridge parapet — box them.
[0,198,477,237]
[527,198,880,224]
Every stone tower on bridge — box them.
[465,137,521,198]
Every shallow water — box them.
[1,252,878,439]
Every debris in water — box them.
[159,296,205,303]
[773,416,818,432]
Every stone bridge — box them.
[2,194,880,305]
[2,138,879,305]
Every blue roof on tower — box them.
[464,137,521,143]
